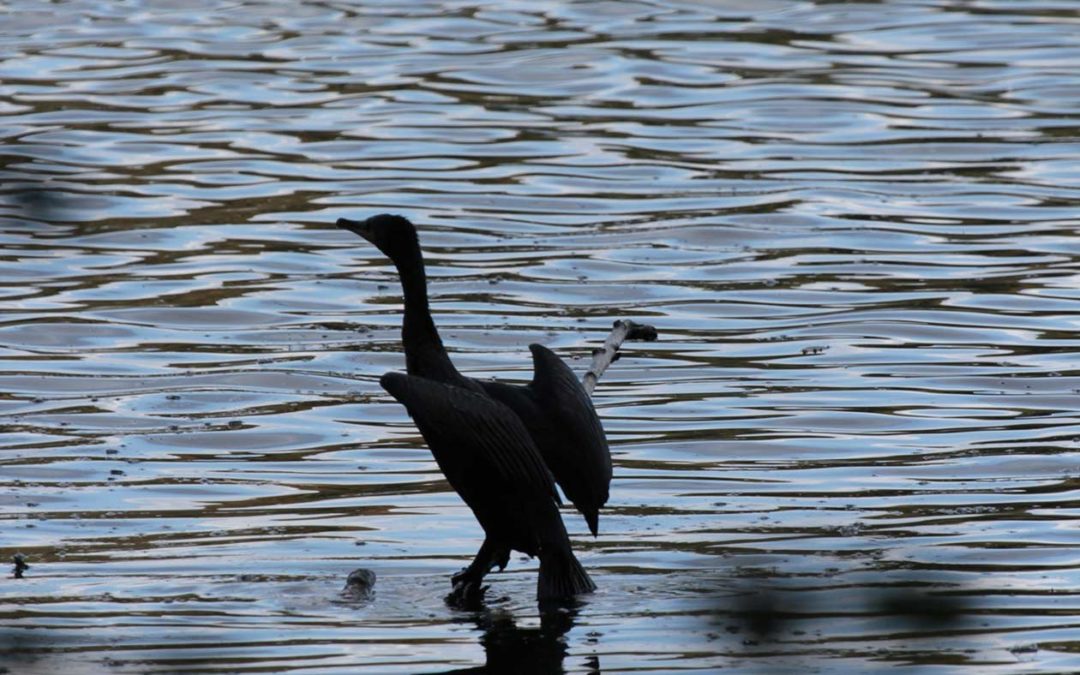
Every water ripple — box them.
[2,0,1079,672]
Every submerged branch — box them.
[582,320,658,395]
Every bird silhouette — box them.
[338,214,611,536]
[380,372,596,601]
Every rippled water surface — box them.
[3,0,1080,672]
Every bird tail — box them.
[538,546,596,601]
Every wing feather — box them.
[380,372,559,502]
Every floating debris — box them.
[13,553,29,579]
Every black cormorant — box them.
[337,214,612,536]
[380,371,596,601]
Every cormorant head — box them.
[337,213,420,264]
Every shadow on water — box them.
[716,580,970,637]
[0,629,47,673]
[707,574,975,672]
[0,161,68,226]
[434,602,597,675]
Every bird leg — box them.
[449,538,508,605]
[583,319,658,395]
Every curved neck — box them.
[394,248,463,384]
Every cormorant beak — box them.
[336,217,376,245]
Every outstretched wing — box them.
[528,344,611,479]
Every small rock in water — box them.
[344,568,376,598]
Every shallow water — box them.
[2,0,1079,672]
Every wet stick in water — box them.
[583,320,658,396]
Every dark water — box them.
[2,1,1079,672]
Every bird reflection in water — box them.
[434,598,600,675]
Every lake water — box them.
[2,1,1079,672]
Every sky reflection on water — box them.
[2,0,1080,672]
